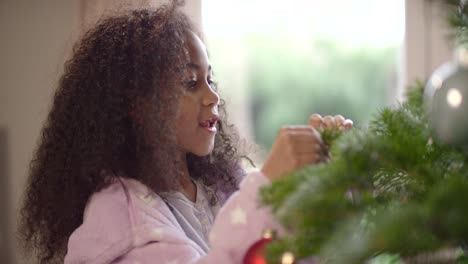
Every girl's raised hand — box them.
[261,114,353,182]
[261,125,326,182]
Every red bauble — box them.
[243,236,273,264]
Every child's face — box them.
[175,32,220,156]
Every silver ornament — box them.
[425,46,468,146]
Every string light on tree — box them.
[281,252,295,264]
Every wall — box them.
[404,0,454,87]
[0,1,79,263]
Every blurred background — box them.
[0,0,455,263]
[203,0,405,152]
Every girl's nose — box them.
[203,83,220,107]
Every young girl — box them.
[19,2,352,264]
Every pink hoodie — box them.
[64,171,282,264]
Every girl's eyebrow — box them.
[187,63,212,72]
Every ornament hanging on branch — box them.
[425,46,468,147]
[243,229,274,264]
[243,229,296,264]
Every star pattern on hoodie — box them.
[230,206,247,225]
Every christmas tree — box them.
[261,1,468,263]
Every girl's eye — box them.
[207,78,215,85]
[186,80,197,89]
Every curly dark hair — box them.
[19,2,251,263]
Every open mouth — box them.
[199,117,218,132]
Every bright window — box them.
[203,0,405,152]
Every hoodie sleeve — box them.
[65,171,283,264]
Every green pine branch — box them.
[260,2,468,262]
[444,0,468,45]
[261,84,468,263]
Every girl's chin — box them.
[190,147,214,157]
